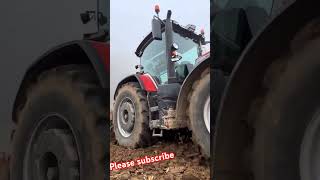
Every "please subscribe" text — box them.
[110,152,175,171]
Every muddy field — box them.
[110,131,210,180]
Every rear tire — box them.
[10,65,108,180]
[252,37,320,180]
[113,82,152,148]
[188,69,210,158]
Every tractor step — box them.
[152,129,163,137]
[150,119,161,129]
[150,106,158,112]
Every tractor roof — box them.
[135,20,204,57]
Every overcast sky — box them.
[110,0,210,107]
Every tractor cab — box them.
[135,6,208,85]
[133,5,209,133]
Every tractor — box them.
[113,5,213,157]
[0,0,109,179]
[213,0,320,179]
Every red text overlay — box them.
[110,152,175,171]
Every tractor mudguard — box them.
[13,40,109,123]
[114,73,158,100]
[24,40,108,87]
[175,58,211,123]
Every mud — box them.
[110,131,210,180]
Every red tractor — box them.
[0,0,109,179]
[112,6,215,158]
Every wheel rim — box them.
[117,97,135,137]
[203,96,210,133]
[300,109,320,180]
[38,152,59,180]
[24,114,80,180]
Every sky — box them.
[110,0,210,107]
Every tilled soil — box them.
[110,131,210,180]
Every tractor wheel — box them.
[188,68,210,158]
[10,65,108,180]
[113,82,152,148]
[252,37,320,180]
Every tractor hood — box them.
[135,20,205,57]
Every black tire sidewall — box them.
[255,39,320,180]
[268,77,320,180]
[189,73,210,157]
[113,84,150,147]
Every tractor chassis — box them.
[148,93,187,136]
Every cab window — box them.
[140,32,199,84]
[140,34,167,84]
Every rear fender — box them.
[176,59,210,122]
[113,73,158,100]
[13,40,109,122]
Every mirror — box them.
[80,13,91,24]
[152,18,162,40]
[80,11,95,24]
[98,12,108,26]
[171,43,179,51]
[171,43,181,62]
